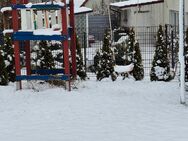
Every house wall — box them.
[165,0,188,25]
[119,0,188,27]
[83,0,122,15]
[120,3,164,27]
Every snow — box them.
[110,0,163,8]
[52,24,61,31]
[33,28,61,35]
[75,7,92,14]
[0,7,12,13]
[114,63,134,73]
[0,79,188,141]
[113,35,129,45]
[25,2,32,8]
[154,66,169,80]
[3,29,13,35]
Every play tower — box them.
[1,0,77,91]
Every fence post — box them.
[165,24,168,58]
[83,32,87,72]
[171,26,175,68]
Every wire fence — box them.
[78,25,188,77]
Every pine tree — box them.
[185,28,188,82]
[76,37,87,80]
[93,30,116,81]
[150,25,171,81]
[0,35,15,82]
[32,40,55,70]
[126,28,135,65]
[0,49,8,85]
[49,41,63,69]
[133,41,144,80]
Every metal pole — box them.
[179,0,185,104]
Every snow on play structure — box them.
[1,0,77,91]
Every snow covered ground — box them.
[0,78,188,141]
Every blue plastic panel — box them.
[12,4,64,10]
[16,75,70,81]
[13,32,68,41]
[31,69,65,75]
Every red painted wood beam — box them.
[61,0,70,80]
[12,0,22,89]
[69,0,77,78]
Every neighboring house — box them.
[81,0,123,15]
[80,0,122,40]
[110,0,188,27]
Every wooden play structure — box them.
[1,0,77,91]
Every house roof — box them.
[110,0,164,9]
[74,6,93,15]
[80,0,89,7]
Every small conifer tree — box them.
[0,35,15,82]
[150,25,171,81]
[93,30,116,81]
[0,49,8,85]
[33,40,55,69]
[126,28,135,65]
[133,41,144,80]
[185,28,188,81]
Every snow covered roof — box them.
[110,0,164,9]
[74,6,92,15]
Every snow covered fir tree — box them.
[132,40,144,81]
[75,37,87,80]
[150,25,171,81]
[32,40,55,70]
[0,48,8,85]
[93,30,116,81]
[125,28,135,65]
[185,28,188,82]
[49,41,63,69]
[0,35,15,82]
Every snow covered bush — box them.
[93,30,116,81]
[0,48,8,85]
[113,28,144,80]
[31,40,55,69]
[133,41,144,81]
[114,38,128,65]
[0,35,15,82]
[150,25,171,81]
[185,28,188,82]
[49,40,63,69]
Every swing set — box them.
[1,0,77,91]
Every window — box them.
[170,10,179,26]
